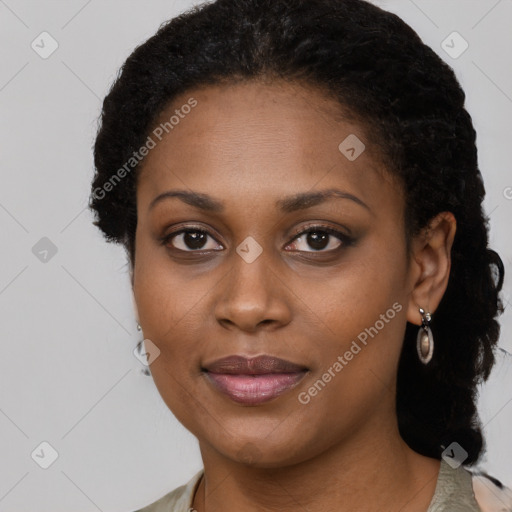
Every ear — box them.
[406,212,457,326]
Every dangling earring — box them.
[135,321,151,376]
[417,307,434,364]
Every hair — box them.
[89,0,505,465]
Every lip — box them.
[203,354,308,374]
[202,355,308,405]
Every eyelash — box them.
[159,223,354,254]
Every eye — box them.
[161,224,353,254]
[161,227,223,252]
[285,225,352,253]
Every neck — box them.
[192,422,441,512]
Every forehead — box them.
[136,80,400,214]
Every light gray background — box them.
[0,1,511,511]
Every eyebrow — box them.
[148,188,371,213]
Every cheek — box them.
[298,290,407,440]
[133,256,204,424]
[308,232,408,383]
[316,234,406,330]
[132,249,200,394]
[133,233,199,335]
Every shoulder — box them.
[427,459,512,512]
[427,460,482,511]
[470,469,512,512]
[132,469,204,512]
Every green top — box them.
[134,459,482,511]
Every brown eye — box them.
[163,228,223,252]
[285,225,353,253]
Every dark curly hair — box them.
[89,0,505,465]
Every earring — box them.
[135,321,151,376]
[135,339,151,376]
[417,307,434,364]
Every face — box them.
[132,80,416,468]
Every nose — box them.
[214,249,292,333]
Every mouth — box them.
[201,355,309,405]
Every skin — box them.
[131,80,456,512]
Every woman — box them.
[89,0,508,510]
